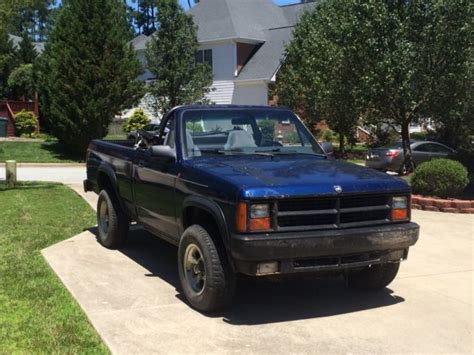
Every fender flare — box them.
[181,196,235,269]
[96,163,127,212]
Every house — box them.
[130,0,317,118]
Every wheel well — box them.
[97,172,115,196]
[183,206,219,233]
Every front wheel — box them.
[347,262,400,290]
[97,190,129,249]
[178,225,235,312]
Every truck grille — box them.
[276,194,392,231]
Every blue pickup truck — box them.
[84,105,419,311]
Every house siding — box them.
[232,82,269,105]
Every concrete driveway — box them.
[42,209,473,354]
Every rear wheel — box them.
[97,190,129,249]
[347,262,400,290]
[178,225,235,312]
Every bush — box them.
[410,131,428,141]
[411,159,469,198]
[14,110,38,137]
[122,109,150,133]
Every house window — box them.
[195,49,213,69]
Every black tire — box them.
[347,262,400,290]
[178,225,235,312]
[96,189,129,249]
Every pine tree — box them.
[37,0,144,153]
[145,0,213,115]
[18,32,37,64]
[0,30,18,99]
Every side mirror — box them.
[320,141,334,156]
[150,145,176,162]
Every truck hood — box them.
[186,155,410,199]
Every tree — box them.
[145,0,213,115]
[17,32,38,64]
[276,2,364,153]
[37,0,144,153]
[0,30,17,99]
[277,0,472,168]
[8,0,57,41]
[8,63,34,100]
[356,0,472,172]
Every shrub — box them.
[411,158,469,198]
[122,109,150,133]
[14,110,38,137]
[410,131,428,141]
[321,129,337,142]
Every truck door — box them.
[133,114,179,241]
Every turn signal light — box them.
[236,202,247,232]
[392,208,408,221]
[249,217,271,231]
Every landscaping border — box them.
[412,195,474,213]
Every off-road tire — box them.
[347,262,400,290]
[178,225,235,312]
[97,189,129,249]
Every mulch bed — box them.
[412,194,474,213]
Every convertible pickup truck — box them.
[84,105,419,311]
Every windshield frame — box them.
[179,107,325,160]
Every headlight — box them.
[392,196,408,209]
[250,204,270,219]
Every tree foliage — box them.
[8,63,34,100]
[145,0,213,115]
[37,0,144,153]
[7,0,57,41]
[18,32,38,64]
[0,30,17,99]
[277,0,472,162]
[122,108,151,133]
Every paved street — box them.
[0,164,86,184]
[42,209,473,354]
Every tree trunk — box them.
[400,121,414,175]
[339,133,345,155]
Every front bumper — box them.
[230,222,419,275]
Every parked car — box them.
[85,105,419,312]
[365,141,455,174]
[127,123,160,140]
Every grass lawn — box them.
[0,182,107,353]
[0,141,84,163]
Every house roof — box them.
[130,34,149,51]
[188,0,289,43]
[236,27,293,81]
[131,0,318,81]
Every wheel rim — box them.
[98,199,110,236]
[183,243,207,295]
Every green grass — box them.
[0,182,108,353]
[0,141,84,163]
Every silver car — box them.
[365,141,455,174]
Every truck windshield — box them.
[182,109,324,158]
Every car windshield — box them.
[182,109,324,158]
